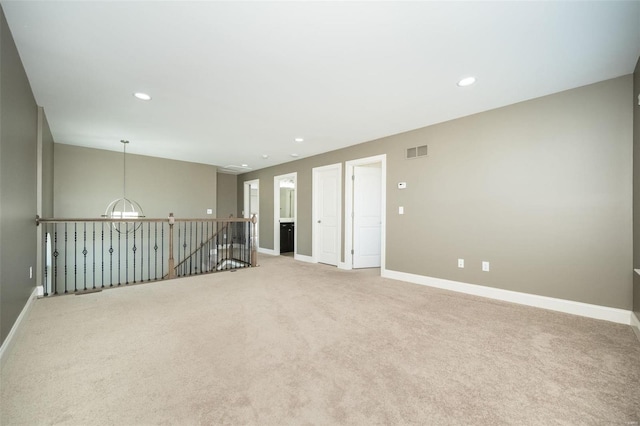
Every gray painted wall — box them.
[239,76,633,311]
[634,57,640,319]
[216,173,238,218]
[0,7,38,345]
[54,144,217,219]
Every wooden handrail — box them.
[36,216,253,225]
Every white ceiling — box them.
[3,1,639,173]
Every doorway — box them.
[345,155,386,270]
[312,163,342,266]
[243,179,259,248]
[274,173,297,255]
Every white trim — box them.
[381,269,632,325]
[631,312,640,342]
[0,288,38,370]
[312,163,342,267]
[634,269,640,275]
[344,154,386,272]
[338,262,352,270]
[258,247,278,256]
[243,178,260,218]
[274,172,297,256]
[294,254,315,263]
[243,179,260,249]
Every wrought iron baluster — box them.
[209,221,213,271]
[74,223,78,292]
[194,221,199,275]
[44,230,49,296]
[140,222,145,282]
[64,223,68,293]
[132,223,137,284]
[182,222,187,276]
[101,223,105,288]
[199,222,203,274]
[118,224,122,285]
[147,222,151,282]
[189,221,193,275]
[82,223,87,291]
[125,222,129,284]
[161,224,164,279]
[229,221,234,270]
[216,221,221,268]
[92,223,96,289]
[177,224,181,277]
[53,227,59,294]
[242,222,246,267]
[154,223,159,280]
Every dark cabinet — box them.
[280,222,294,253]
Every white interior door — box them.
[353,164,382,268]
[313,164,341,266]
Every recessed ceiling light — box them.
[133,92,152,101]
[457,77,476,87]
[241,164,248,167]
[262,154,269,159]
[294,138,304,143]
[290,153,299,158]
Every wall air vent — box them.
[406,145,427,159]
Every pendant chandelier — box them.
[103,140,144,231]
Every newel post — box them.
[168,213,176,279]
[251,214,257,267]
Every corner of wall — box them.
[631,311,640,343]
[634,55,640,320]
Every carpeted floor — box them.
[1,254,639,425]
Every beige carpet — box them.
[1,254,639,425]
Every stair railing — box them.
[36,213,257,296]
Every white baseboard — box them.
[294,254,315,263]
[381,269,632,325]
[0,287,38,371]
[631,312,640,342]
[338,262,352,270]
[257,247,277,256]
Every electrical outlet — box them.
[399,206,404,215]
[458,259,464,268]
[29,266,33,279]
[482,261,490,272]
[206,209,213,215]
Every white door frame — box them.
[344,154,386,271]
[243,179,259,249]
[274,172,297,255]
[312,163,342,265]
[243,179,259,219]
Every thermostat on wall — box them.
[398,182,407,189]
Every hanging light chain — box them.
[121,139,129,201]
